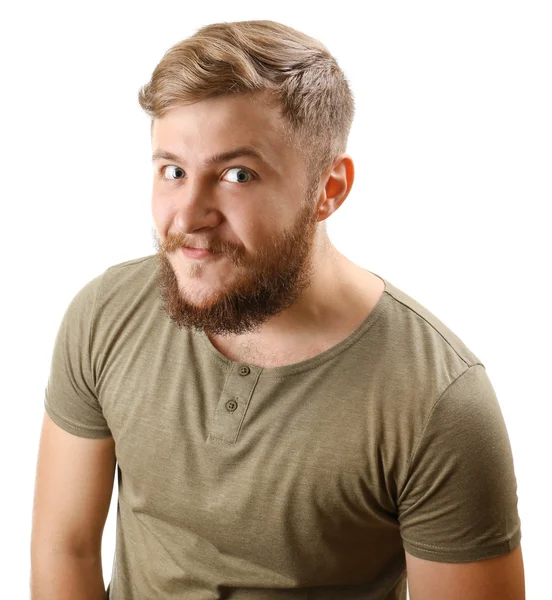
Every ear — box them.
[317,154,355,221]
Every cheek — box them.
[151,195,173,233]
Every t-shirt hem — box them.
[44,400,112,439]
[402,526,521,563]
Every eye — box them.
[160,165,185,181]
[222,167,254,184]
[158,165,255,184]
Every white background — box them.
[2,1,549,598]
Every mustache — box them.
[154,230,243,261]
[162,235,218,254]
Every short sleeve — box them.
[44,273,112,439]
[397,363,522,563]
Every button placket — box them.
[208,364,260,444]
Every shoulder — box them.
[381,277,482,370]
[93,254,159,311]
[72,254,162,352]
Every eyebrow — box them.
[151,145,270,168]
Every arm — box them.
[31,411,116,599]
[398,365,524,597]
[406,544,525,600]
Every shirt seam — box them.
[383,289,472,369]
[402,524,521,552]
[396,362,485,504]
[89,269,107,400]
[46,402,111,434]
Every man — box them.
[31,19,525,600]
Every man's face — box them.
[151,93,323,337]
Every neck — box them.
[216,245,370,344]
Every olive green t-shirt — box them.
[43,255,522,599]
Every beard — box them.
[152,182,323,337]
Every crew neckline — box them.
[195,270,392,379]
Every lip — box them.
[182,247,215,259]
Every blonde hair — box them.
[138,19,355,189]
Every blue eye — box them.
[223,167,253,184]
[160,165,255,184]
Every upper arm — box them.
[405,544,525,600]
[31,411,116,557]
[398,365,522,560]
[398,364,524,597]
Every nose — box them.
[172,179,221,235]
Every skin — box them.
[405,544,525,599]
[150,91,384,351]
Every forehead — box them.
[151,94,292,169]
